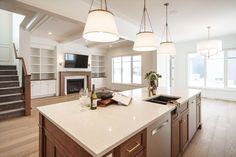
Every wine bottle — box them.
[90,84,97,110]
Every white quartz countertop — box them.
[37,87,200,157]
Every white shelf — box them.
[31,55,40,58]
[30,46,56,80]
[92,65,105,68]
[41,72,55,74]
[41,56,56,59]
[42,64,54,66]
[91,55,106,78]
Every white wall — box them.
[0,9,13,65]
[174,34,236,101]
[29,36,106,96]
[12,13,25,50]
[105,45,156,91]
[56,42,106,95]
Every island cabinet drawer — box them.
[116,129,146,157]
[179,102,188,113]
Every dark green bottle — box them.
[90,84,97,110]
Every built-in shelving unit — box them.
[30,47,56,80]
[91,55,106,78]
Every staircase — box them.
[0,65,25,120]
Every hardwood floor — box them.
[0,96,236,157]
[183,99,236,157]
[0,94,79,157]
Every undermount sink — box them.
[145,95,180,105]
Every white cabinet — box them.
[31,80,56,98]
[91,78,106,89]
[91,55,105,78]
[189,96,197,140]
[30,45,56,81]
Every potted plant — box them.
[145,71,162,96]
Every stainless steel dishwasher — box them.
[147,113,171,157]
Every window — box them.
[122,56,131,84]
[206,52,224,88]
[112,57,122,83]
[188,49,236,89]
[112,55,142,84]
[188,54,205,87]
[157,55,175,87]
[132,56,142,84]
[227,50,236,88]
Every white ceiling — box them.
[32,16,84,42]
[82,0,236,42]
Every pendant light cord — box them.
[165,3,169,41]
[207,26,211,40]
[139,0,154,33]
[144,0,146,31]
[89,0,108,11]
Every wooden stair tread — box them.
[0,87,21,90]
[0,93,23,98]
[0,100,24,106]
[0,107,24,114]
[0,65,16,67]
[0,81,19,83]
[0,75,18,77]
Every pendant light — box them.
[158,3,176,55]
[83,0,119,42]
[133,0,157,52]
[197,26,222,58]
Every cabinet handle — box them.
[126,142,141,153]
[151,120,169,136]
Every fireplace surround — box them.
[59,71,91,96]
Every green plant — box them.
[145,71,162,86]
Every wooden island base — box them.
[39,114,147,157]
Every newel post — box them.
[24,75,31,116]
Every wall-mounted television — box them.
[64,53,88,68]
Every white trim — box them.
[64,76,87,95]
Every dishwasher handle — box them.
[151,120,169,136]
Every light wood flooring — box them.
[0,96,236,157]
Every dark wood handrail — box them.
[13,43,31,116]
[13,43,30,76]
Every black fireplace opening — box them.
[67,79,84,94]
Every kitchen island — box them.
[38,87,201,157]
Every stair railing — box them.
[13,43,31,116]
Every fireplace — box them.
[59,71,91,96]
[64,76,87,95]
[67,79,84,94]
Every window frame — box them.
[187,48,236,91]
[112,54,142,85]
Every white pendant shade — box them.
[133,32,157,51]
[158,42,176,55]
[83,10,119,42]
[158,3,176,55]
[197,40,222,57]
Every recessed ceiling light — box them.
[48,32,52,35]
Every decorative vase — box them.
[151,80,157,95]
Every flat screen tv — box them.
[64,53,88,68]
